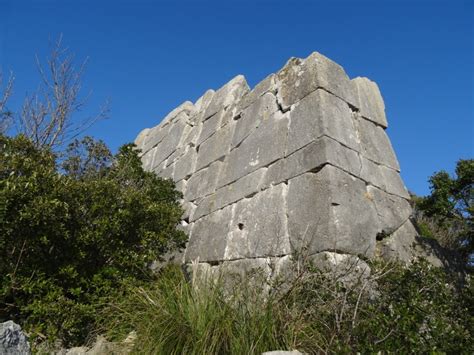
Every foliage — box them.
[103,259,473,354]
[415,159,473,263]
[0,134,186,347]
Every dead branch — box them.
[19,35,109,149]
[0,71,14,134]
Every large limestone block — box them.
[218,112,289,187]
[232,92,279,149]
[173,146,198,182]
[151,118,189,169]
[141,124,169,155]
[193,89,215,117]
[225,184,291,259]
[368,186,411,235]
[360,157,409,198]
[237,73,277,112]
[134,128,150,151]
[161,101,195,125]
[356,117,400,171]
[287,166,379,257]
[192,168,266,221]
[204,75,250,120]
[195,121,234,171]
[196,109,224,146]
[376,219,417,263]
[351,77,387,128]
[276,52,356,109]
[263,136,361,188]
[185,161,223,202]
[287,89,359,155]
[184,205,233,262]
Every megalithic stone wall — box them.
[135,52,423,272]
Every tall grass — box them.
[102,265,296,354]
[101,259,473,354]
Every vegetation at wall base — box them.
[101,260,473,355]
[0,134,186,348]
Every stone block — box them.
[356,117,400,171]
[184,205,233,262]
[225,184,291,259]
[263,136,361,188]
[174,146,198,182]
[152,119,189,168]
[197,109,223,146]
[237,73,277,112]
[161,101,195,125]
[360,157,409,198]
[218,112,288,187]
[204,75,250,120]
[287,165,379,258]
[287,89,359,155]
[134,128,150,151]
[195,122,234,171]
[185,161,223,202]
[232,92,279,149]
[193,89,215,117]
[351,77,387,128]
[367,185,411,235]
[192,168,266,221]
[276,52,356,109]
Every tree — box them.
[0,134,186,346]
[417,159,473,264]
[0,72,14,134]
[19,35,108,149]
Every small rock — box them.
[0,321,31,355]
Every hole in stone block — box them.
[238,223,244,230]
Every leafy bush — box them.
[0,134,186,347]
[414,159,473,265]
[103,259,473,354]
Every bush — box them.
[103,259,473,354]
[0,134,186,347]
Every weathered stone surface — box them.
[287,89,359,155]
[197,110,223,146]
[225,184,290,259]
[136,52,435,273]
[134,128,150,151]
[192,168,266,221]
[184,205,233,262]
[0,321,30,355]
[218,112,288,187]
[204,75,250,120]
[276,52,356,109]
[152,118,188,169]
[356,117,400,171]
[185,161,223,202]
[195,122,234,171]
[287,165,379,257]
[232,92,279,148]
[368,185,412,235]
[351,77,387,128]
[174,146,197,182]
[264,136,362,188]
[377,219,417,263]
[360,157,409,198]
[238,73,277,112]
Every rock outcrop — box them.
[135,52,430,275]
[0,321,31,355]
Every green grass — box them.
[100,260,473,355]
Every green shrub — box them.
[0,134,186,347]
[104,260,473,354]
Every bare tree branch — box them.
[20,35,109,149]
[0,71,14,134]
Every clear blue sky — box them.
[1,0,472,196]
